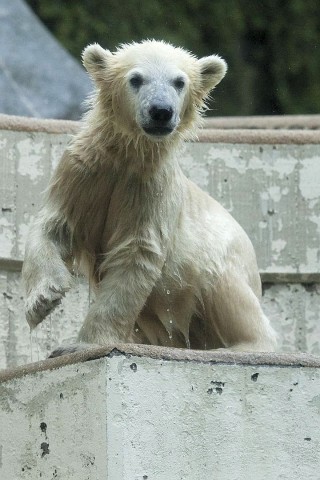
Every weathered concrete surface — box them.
[180,141,320,279]
[0,270,89,368]
[0,0,91,119]
[0,358,107,480]
[0,115,320,368]
[262,283,320,355]
[1,121,320,277]
[1,347,320,480]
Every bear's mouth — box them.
[143,126,174,137]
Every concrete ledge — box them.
[204,114,320,130]
[197,128,320,144]
[0,113,79,134]
[1,345,320,479]
[1,344,320,384]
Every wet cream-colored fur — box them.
[22,40,276,356]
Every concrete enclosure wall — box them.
[0,115,320,480]
[1,346,320,480]
[0,114,320,368]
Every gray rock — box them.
[0,0,92,120]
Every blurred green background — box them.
[26,0,320,116]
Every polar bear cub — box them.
[22,40,276,356]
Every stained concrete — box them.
[1,118,320,275]
[0,356,107,480]
[0,346,320,479]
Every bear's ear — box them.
[198,55,227,93]
[82,43,112,81]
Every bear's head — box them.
[82,40,227,143]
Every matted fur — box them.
[22,40,276,355]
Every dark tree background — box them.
[26,0,320,116]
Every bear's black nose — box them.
[149,105,173,123]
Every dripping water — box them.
[29,328,33,363]
[165,288,173,342]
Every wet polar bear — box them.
[22,40,276,356]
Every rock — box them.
[0,0,92,120]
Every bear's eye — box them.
[129,74,143,89]
[173,77,185,90]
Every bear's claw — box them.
[25,284,68,329]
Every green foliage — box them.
[26,0,320,115]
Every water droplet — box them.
[166,308,170,312]
[166,290,170,295]
[169,320,173,324]
[30,329,33,363]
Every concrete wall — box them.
[0,114,320,368]
[1,345,320,480]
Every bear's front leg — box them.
[49,246,163,357]
[22,211,73,329]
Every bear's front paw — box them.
[25,283,69,329]
[48,343,100,358]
